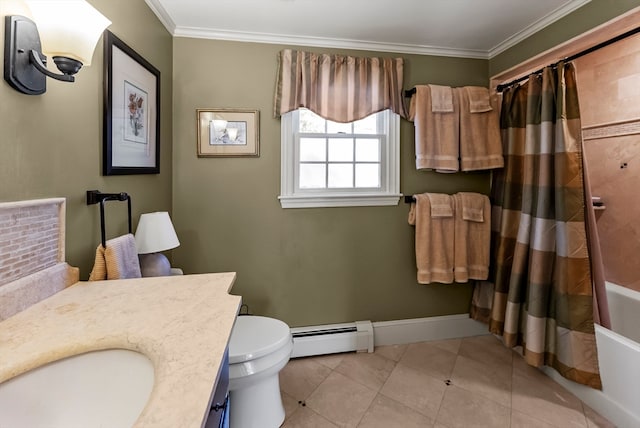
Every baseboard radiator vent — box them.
[290,314,489,359]
[290,321,373,358]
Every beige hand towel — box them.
[408,193,455,284]
[453,192,490,283]
[457,87,504,171]
[429,84,454,112]
[427,193,454,217]
[89,234,142,281]
[465,86,492,113]
[409,85,459,172]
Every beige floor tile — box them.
[356,394,434,428]
[280,357,332,400]
[374,344,407,362]
[334,352,396,391]
[314,352,348,370]
[428,338,462,355]
[436,384,510,428]
[583,404,616,428]
[399,341,458,380]
[306,371,377,428]
[282,391,301,421]
[458,334,513,368]
[281,406,339,428]
[511,367,588,428]
[511,409,556,428]
[511,350,537,376]
[450,354,512,406]
[379,363,447,420]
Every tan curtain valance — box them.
[274,49,407,122]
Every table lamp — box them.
[135,212,180,277]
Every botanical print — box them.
[210,120,247,145]
[123,80,148,144]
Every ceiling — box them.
[145,0,591,59]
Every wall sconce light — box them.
[134,212,180,277]
[4,0,111,95]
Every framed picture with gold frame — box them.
[197,108,260,157]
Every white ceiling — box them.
[145,0,591,59]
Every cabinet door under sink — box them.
[205,348,230,428]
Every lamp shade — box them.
[25,0,111,66]
[135,212,180,254]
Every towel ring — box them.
[86,190,132,248]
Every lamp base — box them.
[139,253,171,277]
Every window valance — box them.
[274,49,407,123]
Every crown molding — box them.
[488,0,591,58]
[145,0,176,34]
[173,27,489,59]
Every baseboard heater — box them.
[290,320,373,358]
[289,314,490,359]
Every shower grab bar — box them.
[86,190,132,248]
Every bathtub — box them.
[543,281,640,427]
[594,282,640,426]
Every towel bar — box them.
[86,190,132,248]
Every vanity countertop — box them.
[0,272,241,427]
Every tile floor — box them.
[278,335,615,428]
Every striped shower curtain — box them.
[482,62,601,388]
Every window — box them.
[279,109,401,208]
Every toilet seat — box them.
[229,316,291,364]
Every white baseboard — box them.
[291,314,489,358]
[373,314,490,346]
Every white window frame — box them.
[279,109,401,208]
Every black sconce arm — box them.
[28,50,75,83]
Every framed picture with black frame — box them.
[103,31,160,175]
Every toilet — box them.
[228,315,293,428]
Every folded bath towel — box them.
[409,85,459,172]
[408,193,455,284]
[89,233,142,281]
[457,87,504,171]
[453,192,490,283]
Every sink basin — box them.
[0,349,155,428]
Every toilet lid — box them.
[228,316,291,364]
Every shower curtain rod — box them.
[496,25,640,92]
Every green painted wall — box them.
[490,0,640,76]
[3,0,638,328]
[172,39,490,327]
[0,0,173,278]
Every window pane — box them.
[355,139,380,162]
[327,120,352,134]
[299,164,326,188]
[299,109,325,133]
[328,138,353,162]
[300,138,326,161]
[355,164,380,188]
[354,114,377,134]
[328,164,353,188]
